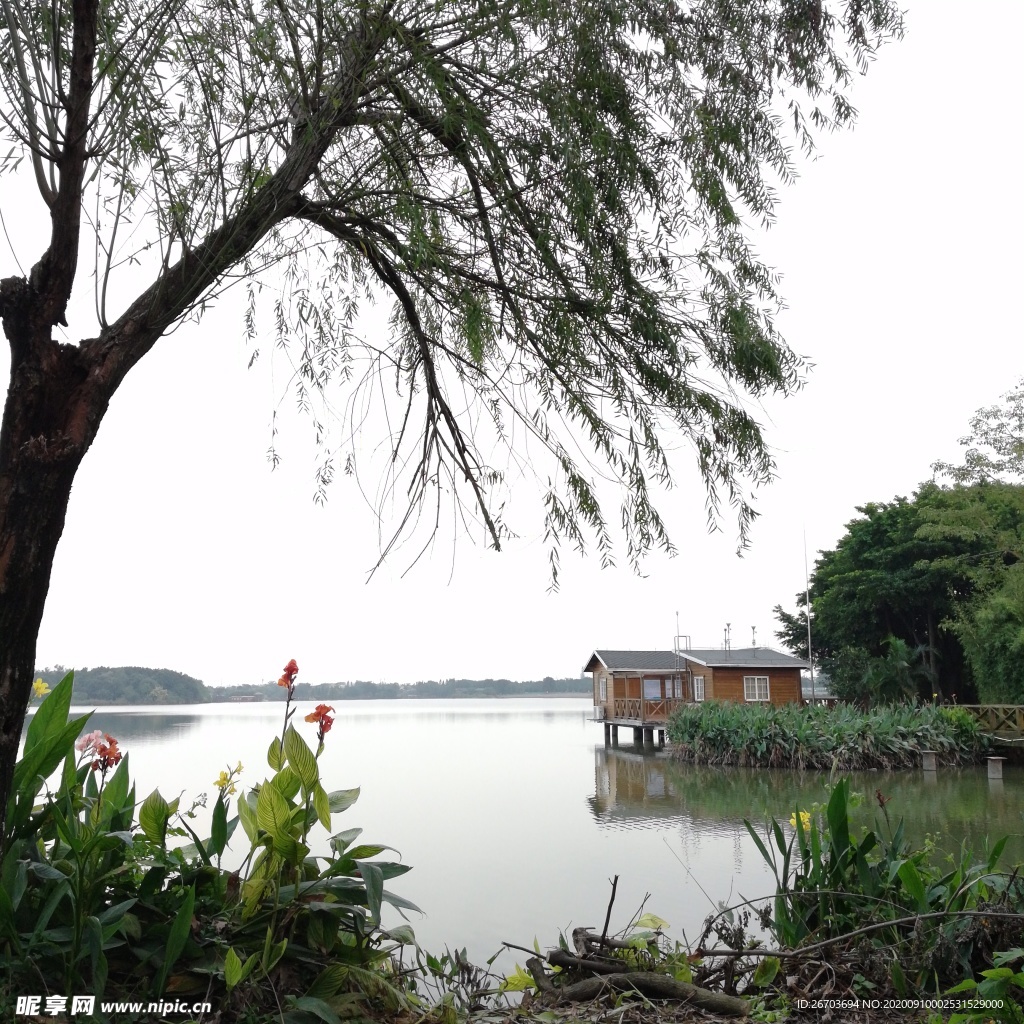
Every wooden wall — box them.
[709,667,801,705]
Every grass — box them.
[666,701,990,770]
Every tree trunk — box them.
[0,310,112,847]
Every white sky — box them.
[3,2,1023,688]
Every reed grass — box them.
[666,702,989,770]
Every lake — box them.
[39,698,1024,971]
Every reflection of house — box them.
[584,648,808,740]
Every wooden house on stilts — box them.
[583,647,809,745]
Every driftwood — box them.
[541,948,749,1017]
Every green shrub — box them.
[1,667,420,1022]
[743,780,1024,995]
[667,701,989,770]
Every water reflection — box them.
[591,745,1024,862]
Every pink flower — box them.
[76,729,104,754]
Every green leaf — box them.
[634,912,669,931]
[313,782,331,830]
[269,765,301,802]
[138,786,169,843]
[210,796,228,857]
[24,672,75,754]
[155,885,195,996]
[752,956,781,988]
[268,736,283,771]
[500,964,537,992]
[257,781,292,842]
[284,995,343,1023]
[328,788,360,813]
[358,861,384,924]
[330,827,361,854]
[237,792,258,843]
[897,860,927,910]
[224,947,242,991]
[284,726,319,792]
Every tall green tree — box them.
[0,0,904,839]
[932,379,1024,484]
[776,482,1024,702]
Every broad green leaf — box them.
[24,672,76,753]
[284,995,342,1024]
[358,861,384,924]
[269,765,301,802]
[256,782,292,844]
[313,782,330,830]
[210,796,228,857]
[138,786,169,843]
[752,956,780,988]
[328,788,360,813]
[236,792,258,844]
[634,912,669,931]
[897,860,928,910]
[224,947,242,991]
[155,885,195,996]
[267,736,283,771]
[284,726,319,792]
[330,827,361,855]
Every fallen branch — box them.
[551,971,749,1016]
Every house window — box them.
[672,675,683,698]
[693,676,705,702]
[599,677,607,702]
[643,677,661,699]
[744,675,770,702]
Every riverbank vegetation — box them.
[6,672,1023,1023]
[498,780,1024,1024]
[775,382,1024,706]
[666,701,989,770]
[32,667,585,705]
[2,667,428,1022]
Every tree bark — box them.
[0,303,113,845]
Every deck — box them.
[598,697,686,745]
[959,705,1024,739]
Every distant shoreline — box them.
[56,692,593,708]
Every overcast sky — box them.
[3,2,1023,688]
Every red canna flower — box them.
[92,734,123,774]
[278,658,299,694]
[304,703,335,743]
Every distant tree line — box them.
[34,667,586,705]
[207,676,587,702]
[35,666,208,705]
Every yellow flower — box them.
[789,810,812,831]
[32,678,51,699]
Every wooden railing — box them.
[614,698,641,720]
[612,697,685,723]
[958,705,1024,736]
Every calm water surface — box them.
[37,699,1024,969]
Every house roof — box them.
[584,648,809,673]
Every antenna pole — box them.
[804,529,816,703]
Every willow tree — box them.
[0,0,903,830]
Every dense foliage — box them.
[666,701,989,770]
[775,480,1024,703]
[738,779,1024,1002]
[2,671,426,1022]
[35,666,208,705]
